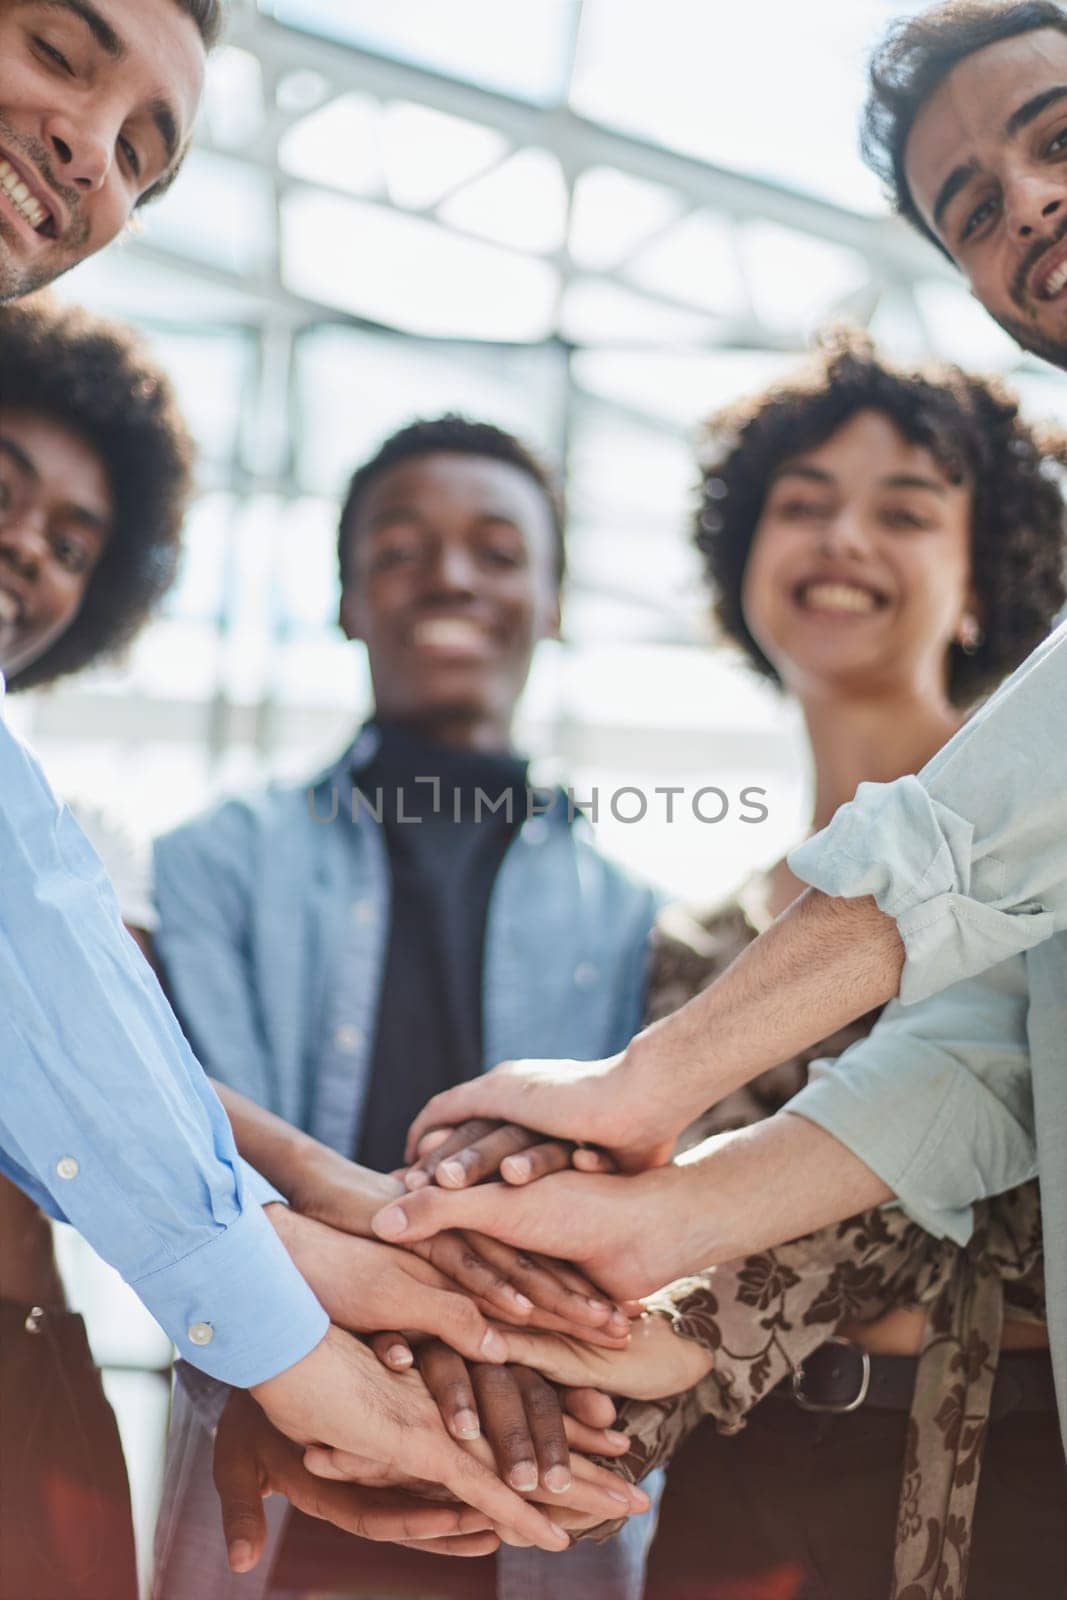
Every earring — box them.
[957,614,983,655]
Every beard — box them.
[0,117,87,303]
[990,301,1067,371]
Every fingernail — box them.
[387,1344,413,1368]
[606,1486,631,1505]
[586,1297,610,1314]
[503,1155,531,1181]
[608,1310,629,1333]
[544,1465,571,1494]
[480,1327,508,1362]
[438,1160,466,1187]
[374,1204,408,1239]
[631,1488,651,1509]
[453,1409,480,1440]
[229,1540,254,1571]
[605,1430,630,1449]
[508,1461,538,1492]
[506,1290,535,1312]
[405,1169,429,1189]
[549,1525,570,1549]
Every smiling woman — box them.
[0,294,192,690]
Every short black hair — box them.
[337,414,566,589]
[174,0,224,49]
[1,297,194,693]
[861,0,1067,256]
[695,327,1067,706]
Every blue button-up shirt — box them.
[0,695,327,1386]
[787,612,1067,1447]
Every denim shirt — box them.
[788,612,1067,1449]
[152,727,662,1600]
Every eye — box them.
[119,136,142,179]
[32,36,74,75]
[881,508,932,532]
[482,544,524,568]
[370,541,419,571]
[778,498,829,521]
[960,194,998,243]
[1045,125,1067,157]
[52,533,91,575]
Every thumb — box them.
[372,1186,489,1245]
[409,1281,509,1364]
[213,1420,268,1573]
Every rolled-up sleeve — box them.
[0,713,327,1386]
[790,617,1067,1003]
[788,955,1036,1243]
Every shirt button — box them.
[188,1321,215,1347]
[574,962,599,990]
[522,819,549,846]
[334,1024,363,1054]
[56,1156,80,1180]
[351,899,377,926]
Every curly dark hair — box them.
[695,329,1067,705]
[337,414,566,590]
[861,1,1067,257]
[1,297,194,693]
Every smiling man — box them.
[151,416,662,1600]
[862,0,1067,367]
[0,0,210,301]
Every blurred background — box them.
[22,1,1067,1585]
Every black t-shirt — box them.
[354,720,529,1174]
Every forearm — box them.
[623,889,903,1126]
[648,1112,894,1288]
[216,1084,319,1200]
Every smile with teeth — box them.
[0,158,50,233]
[797,581,882,616]
[412,618,493,649]
[1039,257,1067,302]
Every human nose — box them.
[0,513,47,579]
[1006,172,1063,240]
[42,107,112,192]
[428,541,479,597]
[816,508,872,560]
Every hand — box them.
[283,1146,630,1343]
[250,1326,572,1552]
[404,1119,617,1192]
[267,1205,511,1364]
[304,1429,651,1533]
[213,1391,500,1573]
[373,1338,630,1494]
[404,1052,682,1177]
[490,1314,714,1403]
[372,1167,692,1303]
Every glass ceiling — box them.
[41,0,1064,891]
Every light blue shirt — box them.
[0,696,327,1386]
[788,612,1067,1446]
[151,728,662,1600]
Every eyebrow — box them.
[772,465,947,495]
[882,472,947,495]
[933,159,979,232]
[0,437,111,537]
[0,437,38,484]
[148,96,180,169]
[1004,83,1067,140]
[38,0,123,58]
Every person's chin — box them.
[993,302,1067,372]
